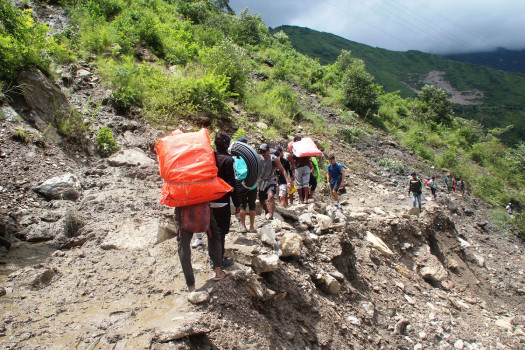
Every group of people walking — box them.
[407,172,467,212]
[237,136,346,229]
[178,133,347,292]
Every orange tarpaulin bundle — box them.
[156,128,232,207]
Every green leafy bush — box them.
[95,126,119,156]
[245,81,299,134]
[55,107,88,143]
[12,128,30,143]
[336,51,382,116]
[473,175,504,205]
[438,148,459,169]
[338,126,362,144]
[232,128,246,141]
[98,55,233,123]
[378,158,405,173]
[199,38,248,96]
[418,85,454,126]
[0,2,70,80]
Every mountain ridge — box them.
[272,25,525,146]
[442,47,525,75]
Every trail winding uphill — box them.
[1,98,524,348]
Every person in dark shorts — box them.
[234,137,257,233]
[326,155,345,209]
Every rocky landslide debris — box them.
[0,8,524,347]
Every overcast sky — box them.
[229,0,525,54]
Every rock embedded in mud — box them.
[365,231,394,257]
[188,291,210,304]
[347,212,368,221]
[315,214,332,231]
[324,274,341,295]
[33,173,81,201]
[280,232,303,257]
[259,224,277,247]
[107,148,155,167]
[419,260,448,283]
[495,317,514,332]
[252,254,279,274]
[299,213,314,227]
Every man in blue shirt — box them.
[326,155,345,209]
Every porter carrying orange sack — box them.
[156,128,232,207]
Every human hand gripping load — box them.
[287,137,323,157]
[155,128,232,207]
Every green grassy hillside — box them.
[273,25,525,146]
[1,0,523,235]
[444,48,525,75]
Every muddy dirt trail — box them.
[1,4,524,346]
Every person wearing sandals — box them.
[258,143,290,220]
[210,132,241,267]
[175,203,228,292]
[234,137,257,233]
[326,155,345,209]
[275,147,294,208]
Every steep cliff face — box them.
[1,59,524,349]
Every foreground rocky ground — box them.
[1,3,524,347]
[1,71,524,349]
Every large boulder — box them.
[275,206,299,221]
[365,231,394,257]
[252,254,279,274]
[415,245,448,283]
[17,70,73,130]
[280,232,303,257]
[107,148,155,167]
[259,223,277,247]
[33,173,81,201]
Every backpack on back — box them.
[176,202,210,234]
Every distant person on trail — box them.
[258,143,290,220]
[457,178,465,196]
[175,203,228,292]
[506,202,513,215]
[408,172,423,212]
[326,155,345,210]
[309,156,320,202]
[209,132,240,267]
[444,174,455,192]
[288,136,313,204]
[234,137,257,233]
[427,175,437,200]
[275,147,294,208]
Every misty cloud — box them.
[229,0,525,54]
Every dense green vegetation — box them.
[273,25,525,147]
[444,48,525,75]
[0,0,523,238]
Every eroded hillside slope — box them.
[0,60,524,350]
